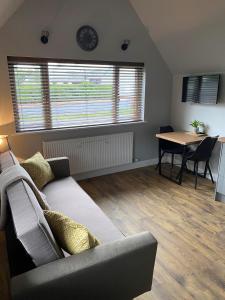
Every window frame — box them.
[8,56,145,133]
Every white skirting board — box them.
[74,158,158,181]
[76,155,218,182]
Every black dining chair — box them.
[179,136,218,189]
[156,125,184,170]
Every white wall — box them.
[0,0,172,161]
[131,0,225,178]
[0,0,24,29]
[171,74,225,176]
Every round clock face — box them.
[76,26,98,51]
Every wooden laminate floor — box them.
[79,166,225,300]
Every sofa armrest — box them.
[47,157,70,178]
[11,232,157,300]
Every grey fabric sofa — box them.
[0,151,157,300]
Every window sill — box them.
[12,121,148,136]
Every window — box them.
[8,57,145,132]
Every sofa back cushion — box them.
[7,180,64,266]
[5,207,36,276]
[0,151,64,273]
[0,150,18,170]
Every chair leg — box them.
[155,151,165,170]
[177,159,186,184]
[176,159,187,180]
[178,145,187,185]
[194,161,198,189]
[204,161,208,178]
[193,160,196,181]
[207,163,214,184]
[171,153,174,169]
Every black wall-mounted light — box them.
[121,40,130,51]
[40,31,49,44]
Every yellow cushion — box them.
[44,210,99,254]
[21,152,54,190]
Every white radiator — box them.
[43,132,133,175]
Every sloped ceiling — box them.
[130,0,225,74]
[0,0,24,29]
[2,0,225,75]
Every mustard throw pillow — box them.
[21,152,54,190]
[44,210,100,254]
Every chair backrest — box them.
[192,136,218,161]
[160,125,174,134]
[159,125,176,151]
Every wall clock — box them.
[76,25,98,51]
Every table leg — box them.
[158,141,162,175]
[178,145,187,185]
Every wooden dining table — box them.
[155,131,206,184]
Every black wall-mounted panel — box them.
[182,74,220,104]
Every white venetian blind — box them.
[8,57,145,132]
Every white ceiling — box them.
[0,0,24,30]
[130,0,225,74]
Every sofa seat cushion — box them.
[43,177,124,244]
